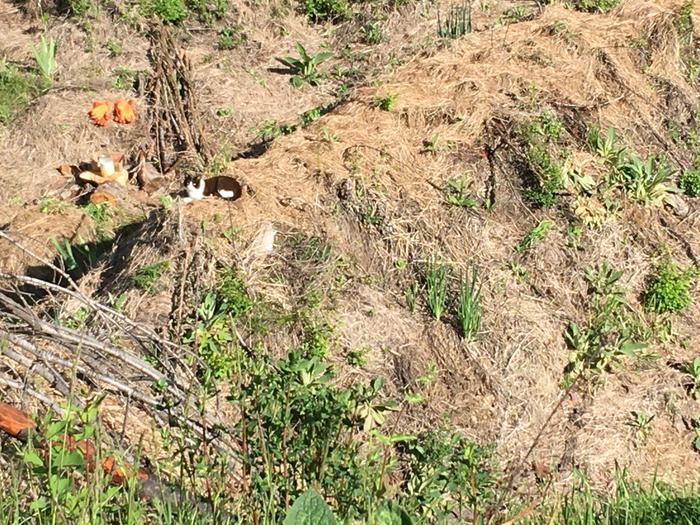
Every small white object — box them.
[98,157,115,177]
[218,189,235,199]
[186,178,205,200]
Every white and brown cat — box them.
[183,174,243,203]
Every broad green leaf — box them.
[29,497,49,511]
[23,449,44,467]
[283,489,335,525]
[373,502,415,525]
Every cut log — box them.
[90,182,128,205]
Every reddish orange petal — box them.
[89,100,114,127]
[113,99,136,124]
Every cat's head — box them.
[183,174,203,191]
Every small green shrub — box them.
[644,260,694,314]
[361,20,383,44]
[276,43,333,87]
[373,92,397,111]
[301,0,351,23]
[569,0,620,13]
[524,144,563,207]
[444,175,477,208]
[146,0,186,23]
[679,167,700,197]
[217,26,247,50]
[563,263,648,387]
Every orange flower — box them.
[88,100,114,127]
[113,99,137,124]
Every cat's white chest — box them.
[186,180,205,200]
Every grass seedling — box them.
[276,43,333,87]
[32,34,57,81]
[424,258,449,321]
[457,266,481,339]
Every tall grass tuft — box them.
[32,34,57,81]
[425,257,449,321]
[438,2,472,38]
[457,266,481,339]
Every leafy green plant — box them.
[284,490,336,525]
[516,220,553,253]
[563,263,648,387]
[457,266,481,339]
[679,167,700,197]
[437,2,472,38]
[32,35,57,82]
[616,155,676,206]
[524,144,564,207]
[568,0,620,13]
[105,38,121,57]
[301,0,351,22]
[587,125,626,165]
[501,5,529,23]
[424,258,449,321]
[112,67,137,91]
[144,0,186,23]
[276,43,333,87]
[627,409,654,440]
[361,20,383,45]
[643,260,694,314]
[373,92,397,111]
[682,357,700,400]
[217,26,247,50]
[444,175,477,208]
[256,119,295,141]
[132,260,169,293]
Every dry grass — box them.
[2,0,700,495]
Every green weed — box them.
[444,175,477,208]
[373,92,397,111]
[643,260,694,314]
[301,0,350,23]
[566,0,620,13]
[424,258,449,321]
[563,263,648,387]
[588,125,626,165]
[0,61,43,124]
[616,155,676,206]
[456,266,481,339]
[679,167,700,197]
[105,38,122,57]
[144,0,186,23]
[132,260,169,293]
[256,119,295,141]
[276,43,333,87]
[682,357,700,400]
[627,409,655,440]
[437,2,473,38]
[522,113,565,207]
[217,26,247,50]
[516,220,554,253]
[361,20,383,44]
